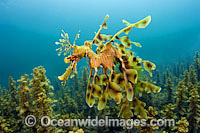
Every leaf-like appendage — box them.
[143,60,156,77]
[108,82,122,104]
[133,97,147,119]
[98,93,108,110]
[134,16,151,28]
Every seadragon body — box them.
[55,15,161,118]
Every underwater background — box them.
[1,0,200,87]
[0,0,200,132]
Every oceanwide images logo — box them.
[25,115,175,129]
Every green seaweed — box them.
[172,117,189,133]
[189,65,197,85]
[187,83,200,133]
[175,81,188,119]
[161,103,177,132]
[165,77,174,103]
[194,52,200,82]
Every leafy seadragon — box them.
[55,15,161,118]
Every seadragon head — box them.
[55,30,82,83]
[55,30,94,84]
[56,14,111,66]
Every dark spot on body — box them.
[95,39,99,44]
[124,36,129,42]
[92,40,95,44]
[142,20,147,24]
[133,57,137,62]
[103,77,107,82]
[137,63,141,66]
[112,74,115,79]
[126,73,130,78]
[134,74,137,79]
[116,76,121,84]
[119,64,123,73]
[102,22,107,27]
[122,56,128,61]
[128,88,132,93]
[102,86,106,92]
[140,82,145,88]
[97,33,102,41]
[90,95,94,100]
[115,58,120,63]
[111,88,118,94]
[84,53,87,57]
[133,97,137,103]
[148,85,153,91]
[119,44,124,48]
[124,61,129,65]
[121,50,125,54]
[92,88,96,93]
[118,76,124,84]
[124,27,131,33]
[98,91,101,96]
[102,98,106,103]
[88,86,91,90]
[115,36,120,40]
[87,93,90,98]
[112,66,114,70]
[121,66,125,72]
[147,62,152,68]
[100,45,104,49]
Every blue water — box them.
[0,0,200,87]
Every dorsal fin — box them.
[91,14,109,45]
[106,16,151,46]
